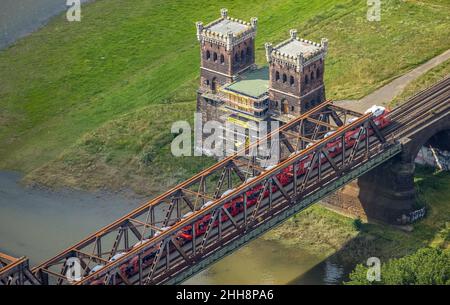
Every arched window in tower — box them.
[206,50,211,60]
[276,71,280,81]
[213,52,218,62]
[234,53,239,63]
[316,68,320,78]
[305,75,309,84]
[290,76,295,86]
[241,50,245,63]
[311,71,315,80]
[220,54,225,64]
[282,73,287,83]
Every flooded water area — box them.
[0,0,91,49]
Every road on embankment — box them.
[335,49,450,112]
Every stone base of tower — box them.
[321,158,417,225]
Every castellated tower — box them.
[196,8,257,92]
[196,9,258,126]
[265,30,327,118]
[194,11,329,157]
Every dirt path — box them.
[335,49,450,112]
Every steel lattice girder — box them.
[31,100,390,285]
[165,144,402,284]
[0,253,40,285]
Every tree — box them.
[345,247,450,285]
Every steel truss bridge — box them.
[1,77,449,285]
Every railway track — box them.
[384,76,450,138]
[389,76,450,120]
[390,94,449,139]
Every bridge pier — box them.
[357,156,417,223]
[323,154,417,224]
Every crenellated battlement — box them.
[265,30,327,72]
[197,11,327,126]
[196,9,257,51]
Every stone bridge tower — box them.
[196,9,258,126]
[196,9,257,93]
[265,30,327,119]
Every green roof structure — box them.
[223,67,269,99]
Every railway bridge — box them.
[326,78,450,222]
[1,77,449,285]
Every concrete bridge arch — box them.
[402,113,450,162]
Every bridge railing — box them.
[32,101,391,285]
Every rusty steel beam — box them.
[0,254,40,285]
[181,188,214,201]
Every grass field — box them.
[1,0,448,195]
[391,58,450,107]
[23,101,216,194]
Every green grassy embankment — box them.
[391,58,450,107]
[1,0,448,194]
